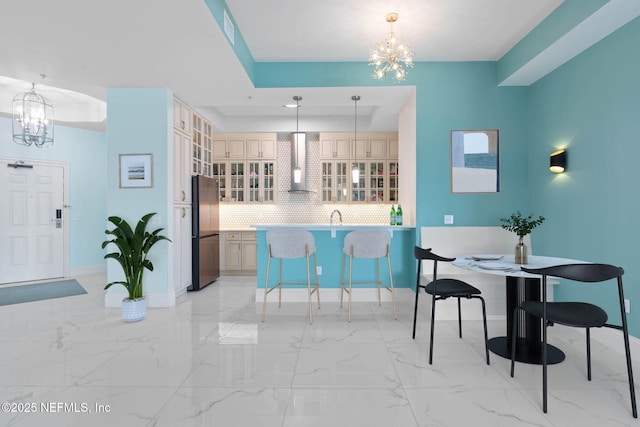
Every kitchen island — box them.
[252,224,416,302]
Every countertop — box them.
[250,224,415,231]
[451,254,587,279]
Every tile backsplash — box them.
[219,132,397,230]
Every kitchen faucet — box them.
[330,209,343,226]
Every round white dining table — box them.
[452,254,587,365]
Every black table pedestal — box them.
[488,276,566,365]
[488,337,565,364]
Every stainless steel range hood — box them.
[289,132,314,193]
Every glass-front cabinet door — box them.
[351,162,366,203]
[248,161,275,203]
[229,162,245,202]
[262,162,275,202]
[388,161,399,203]
[202,121,212,177]
[248,162,260,202]
[335,162,349,202]
[369,161,385,202]
[321,162,333,202]
[212,162,226,201]
[321,161,349,202]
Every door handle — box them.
[54,209,62,228]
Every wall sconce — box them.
[549,149,567,173]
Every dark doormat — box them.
[0,279,87,306]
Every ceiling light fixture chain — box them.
[12,74,54,147]
[369,12,415,82]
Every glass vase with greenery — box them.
[500,211,545,263]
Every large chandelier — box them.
[12,81,54,147]
[369,13,415,82]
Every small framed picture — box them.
[119,153,153,188]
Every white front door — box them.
[0,160,65,284]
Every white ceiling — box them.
[0,0,586,132]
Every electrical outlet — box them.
[316,266,322,275]
[625,299,630,314]
[444,215,454,224]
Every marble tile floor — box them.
[1,274,638,426]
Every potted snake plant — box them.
[102,212,170,322]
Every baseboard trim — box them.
[70,264,106,277]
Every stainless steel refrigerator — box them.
[190,175,220,291]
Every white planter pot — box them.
[122,297,147,322]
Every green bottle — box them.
[390,205,396,225]
[396,204,403,226]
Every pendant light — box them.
[352,95,360,184]
[293,96,302,183]
[12,77,54,147]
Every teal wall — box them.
[0,117,107,270]
[105,88,172,296]
[411,62,529,229]
[527,17,640,335]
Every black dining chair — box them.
[512,263,637,418]
[412,246,490,365]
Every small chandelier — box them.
[352,95,360,184]
[12,81,54,147]
[369,13,415,82]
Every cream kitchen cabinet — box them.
[173,131,192,204]
[211,133,277,204]
[173,205,192,292]
[211,161,246,202]
[222,231,257,274]
[246,134,276,159]
[353,137,386,160]
[213,137,246,160]
[320,134,350,159]
[173,97,192,135]
[388,138,399,159]
[321,161,349,203]
[247,161,276,203]
[320,132,399,203]
[388,161,399,203]
[192,113,213,177]
[351,161,395,203]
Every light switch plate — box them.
[444,215,454,224]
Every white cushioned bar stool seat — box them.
[262,229,320,324]
[340,229,397,322]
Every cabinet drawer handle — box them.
[182,207,186,218]
[181,120,185,129]
[181,190,186,201]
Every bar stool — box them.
[340,229,397,322]
[262,229,320,324]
